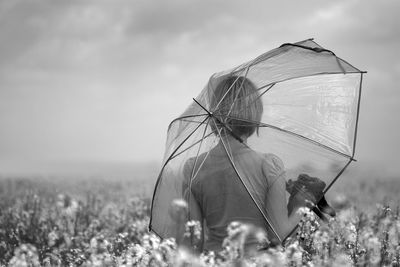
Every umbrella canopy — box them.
[149,39,364,243]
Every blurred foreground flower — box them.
[222,221,269,259]
[184,220,202,251]
[8,244,40,267]
[174,247,203,267]
[168,199,189,244]
[331,193,350,210]
[168,199,188,222]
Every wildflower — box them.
[345,223,357,243]
[64,199,79,218]
[168,199,188,222]
[285,240,303,266]
[48,230,58,247]
[184,220,202,240]
[392,245,400,266]
[255,246,287,266]
[222,221,268,259]
[142,233,161,250]
[174,247,202,266]
[90,234,111,254]
[159,238,177,263]
[184,220,202,250]
[56,194,65,208]
[8,244,40,267]
[131,243,147,262]
[337,207,357,223]
[331,253,352,267]
[199,250,216,265]
[313,228,330,251]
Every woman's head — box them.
[210,76,263,139]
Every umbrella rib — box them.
[323,158,352,194]
[255,71,365,95]
[178,119,210,124]
[149,116,209,232]
[352,73,363,158]
[188,118,210,221]
[279,43,336,55]
[214,75,242,111]
[256,82,276,93]
[220,115,354,160]
[245,38,318,68]
[239,72,366,97]
[169,114,209,129]
[193,98,245,144]
[170,131,216,160]
[165,115,210,166]
[231,40,355,75]
[335,56,364,73]
[227,66,250,117]
[190,146,214,183]
[180,123,219,186]
[234,45,287,71]
[187,125,220,185]
[335,56,346,74]
[169,115,210,145]
[215,83,275,115]
[212,119,282,243]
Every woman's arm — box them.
[263,154,305,240]
[265,174,303,239]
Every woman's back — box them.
[184,142,275,251]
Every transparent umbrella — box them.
[149,39,365,244]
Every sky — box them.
[0,0,399,176]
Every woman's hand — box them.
[287,187,317,215]
[286,174,336,220]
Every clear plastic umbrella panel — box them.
[149,39,364,244]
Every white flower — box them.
[184,220,202,241]
[168,199,188,222]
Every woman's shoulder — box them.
[263,153,284,168]
[260,153,285,179]
[239,149,284,169]
[183,156,196,176]
[183,153,208,175]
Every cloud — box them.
[0,0,399,174]
[307,0,400,53]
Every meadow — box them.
[0,170,400,266]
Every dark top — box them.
[183,141,286,251]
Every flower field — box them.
[1,175,400,266]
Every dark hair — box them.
[210,76,263,138]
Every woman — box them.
[182,76,313,252]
